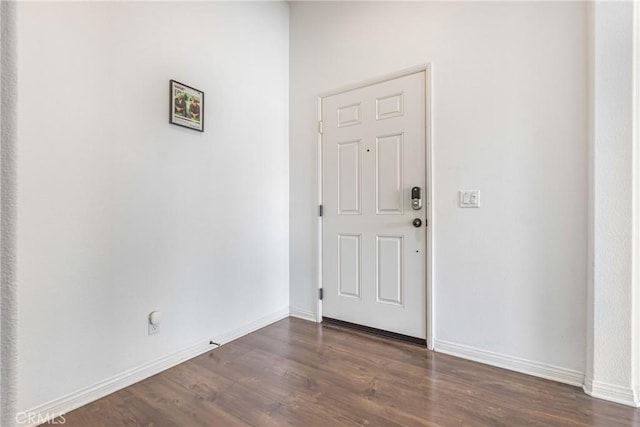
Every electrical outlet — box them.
[148,310,161,336]
[148,322,160,335]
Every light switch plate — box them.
[459,191,480,208]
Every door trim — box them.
[317,64,434,350]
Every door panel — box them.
[376,134,404,214]
[337,140,361,215]
[338,234,361,298]
[322,71,426,339]
[376,235,403,305]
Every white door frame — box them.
[316,64,434,349]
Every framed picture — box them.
[170,80,204,132]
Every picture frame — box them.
[169,80,204,132]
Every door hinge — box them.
[319,205,323,217]
[319,288,324,300]
[318,121,324,134]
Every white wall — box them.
[290,1,588,375]
[17,1,289,412]
[585,0,639,406]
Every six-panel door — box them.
[322,72,426,339]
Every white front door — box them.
[322,71,427,339]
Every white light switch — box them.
[459,191,480,208]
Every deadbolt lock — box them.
[411,186,423,210]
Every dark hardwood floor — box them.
[57,317,638,426]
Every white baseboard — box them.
[21,307,290,426]
[434,339,584,387]
[583,378,640,407]
[289,306,318,322]
[214,307,290,344]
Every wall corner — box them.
[0,1,19,425]
[631,0,640,404]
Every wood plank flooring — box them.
[58,318,639,426]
